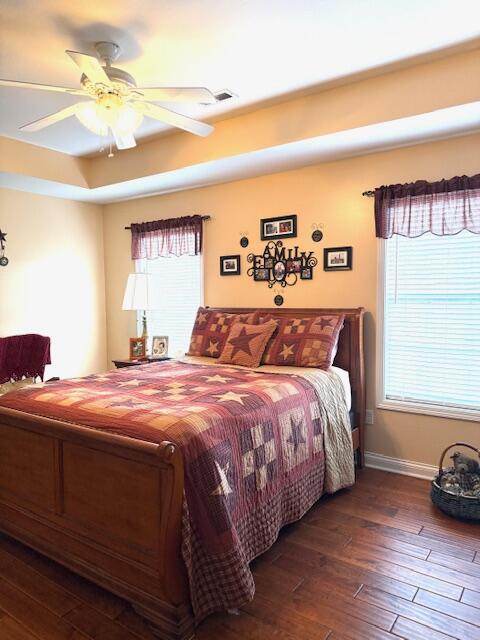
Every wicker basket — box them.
[431,442,480,522]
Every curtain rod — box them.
[124,215,211,230]
[362,190,375,197]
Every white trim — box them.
[365,451,437,480]
[375,239,386,412]
[377,399,480,423]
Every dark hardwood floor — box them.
[0,469,479,639]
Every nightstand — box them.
[112,357,172,369]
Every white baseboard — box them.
[365,451,437,480]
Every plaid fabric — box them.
[187,307,257,358]
[261,314,345,369]
[0,360,330,622]
[218,320,277,368]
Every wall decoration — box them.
[260,214,297,241]
[323,246,353,271]
[151,335,169,358]
[274,294,284,306]
[312,229,323,242]
[240,236,249,248]
[220,254,241,276]
[247,240,317,288]
[129,336,146,360]
[0,229,8,267]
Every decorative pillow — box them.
[262,314,345,369]
[187,307,257,358]
[218,320,278,368]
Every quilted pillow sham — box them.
[187,307,257,358]
[218,319,278,368]
[261,314,344,369]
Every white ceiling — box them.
[1,0,479,156]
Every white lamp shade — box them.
[122,273,159,311]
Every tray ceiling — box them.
[1,0,479,156]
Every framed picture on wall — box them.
[323,246,353,271]
[220,255,241,275]
[260,214,297,241]
[129,337,146,360]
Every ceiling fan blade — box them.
[111,129,137,150]
[135,87,217,104]
[66,50,111,87]
[19,103,83,132]
[134,101,214,137]
[0,79,86,95]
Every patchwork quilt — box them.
[0,359,353,621]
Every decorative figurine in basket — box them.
[431,442,480,521]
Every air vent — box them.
[214,89,236,101]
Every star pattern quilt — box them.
[0,358,353,621]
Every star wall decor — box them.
[0,230,8,267]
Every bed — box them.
[0,306,365,639]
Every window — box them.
[379,230,480,420]
[136,254,202,357]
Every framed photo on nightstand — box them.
[151,336,169,358]
[129,337,146,360]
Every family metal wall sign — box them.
[247,240,317,288]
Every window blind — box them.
[136,254,202,357]
[383,230,480,413]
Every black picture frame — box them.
[323,246,353,271]
[300,267,312,280]
[254,268,270,281]
[220,255,241,275]
[260,214,297,241]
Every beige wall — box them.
[103,132,480,467]
[0,189,107,378]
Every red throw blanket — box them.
[0,360,330,620]
[0,334,51,384]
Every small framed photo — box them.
[220,255,241,276]
[323,246,353,271]
[300,267,312,280]
[129,337,146,360]
[151,336,169,358]
[286,259,301,273]
[254,268,270,281]
[273,261,286,281]
[260,214,297,241]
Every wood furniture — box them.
[113,357,172,368]
[0,307,365,640]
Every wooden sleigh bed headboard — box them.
[206,306,366,466]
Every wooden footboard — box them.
[0,407,194,640]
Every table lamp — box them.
[122,273,158,351]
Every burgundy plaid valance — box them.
[131,215,203,259]
[374,174,480,239]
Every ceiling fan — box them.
[0,41,218,150]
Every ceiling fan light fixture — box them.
[75,99,143,137]
[3,42,218,151]
[75,102,109,136]
[113,104,143,135]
